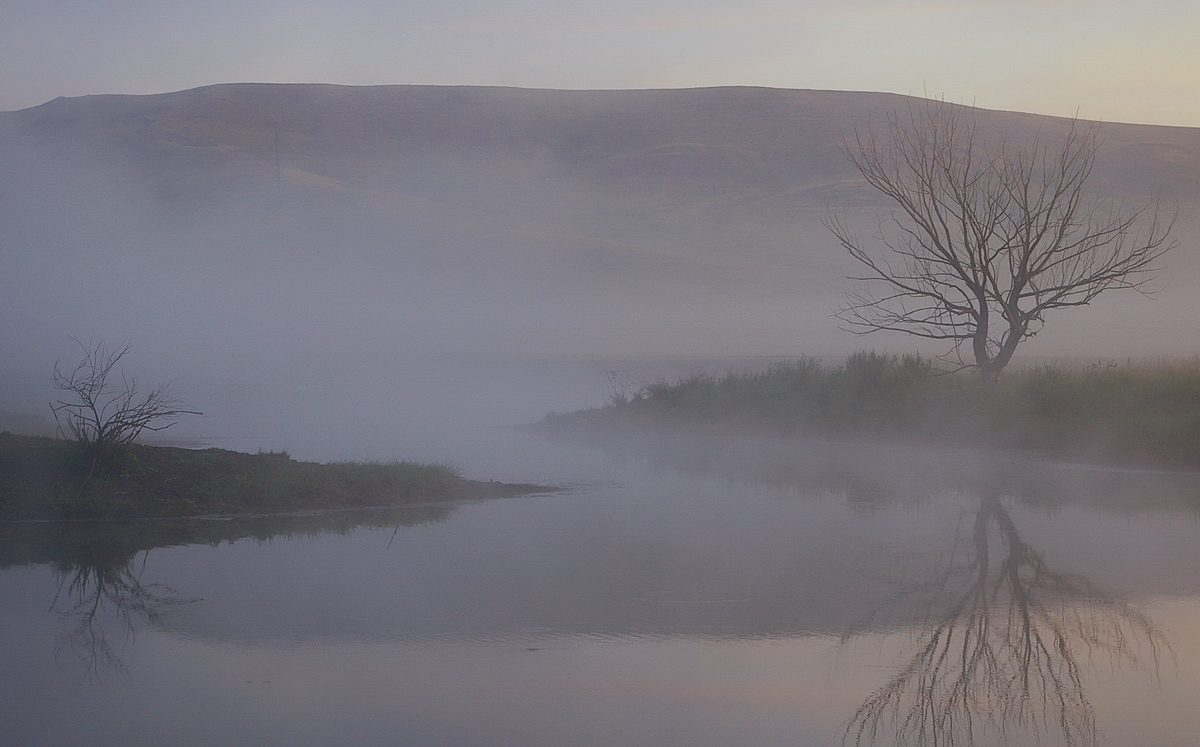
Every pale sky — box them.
[2,0,1197,126]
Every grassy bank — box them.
[538,352,1200,469]
[0,432,544,520]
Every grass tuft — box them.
[538,353,1200,469]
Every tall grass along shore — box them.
[538,352,1200,469]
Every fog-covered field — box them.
[2,84,1198,465]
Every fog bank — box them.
[2,85,1197,464]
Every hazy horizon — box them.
[9,80,1200,132]
[5,1,1199,128]
[0,81,1177,123]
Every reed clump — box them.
[541,353,1200,468]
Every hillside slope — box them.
[1,85,1197,457]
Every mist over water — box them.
[3,85,1198,469]
[4,427,1200,746]
[0,132,832,466]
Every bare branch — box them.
[50,338,201,475]
[829,99,1177,381]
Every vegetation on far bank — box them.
[0,432,543,521]
[538,352,1200,469]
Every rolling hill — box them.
[1,84,1197,458]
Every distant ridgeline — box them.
[4,84,1194,205]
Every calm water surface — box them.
[3,430,1199,747]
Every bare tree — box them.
[51,338,200,473]
[826,100,1176,381]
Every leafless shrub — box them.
[51,338,200,473]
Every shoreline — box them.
[0,432,555,521]
[531,353,1200,473]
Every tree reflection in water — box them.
[842,493,1171,747]
[50,551,194,680]
[28,506,455,681]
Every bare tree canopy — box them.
[826,100,1177,381]
[51,338,200,471]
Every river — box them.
[2,426,1199,746]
